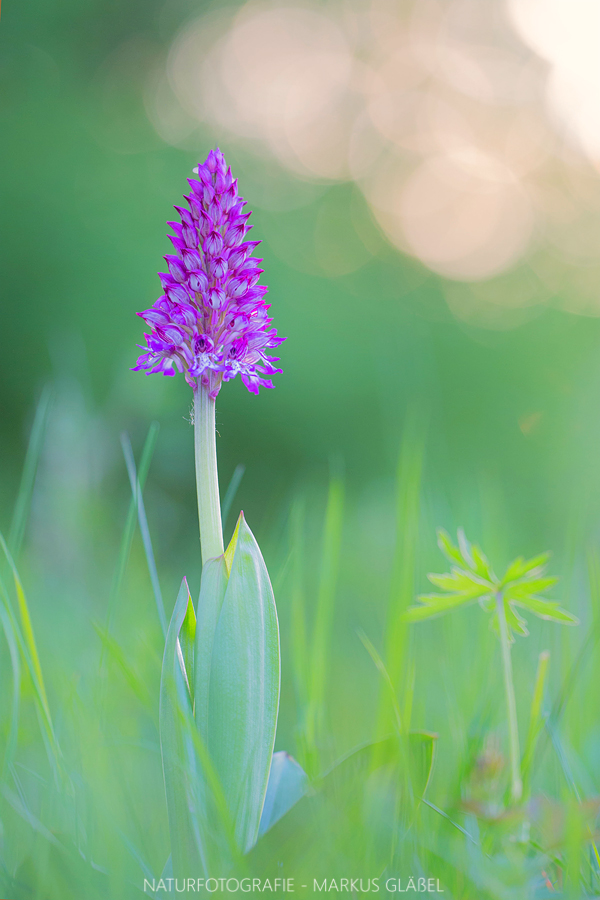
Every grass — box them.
[1,380,599,899]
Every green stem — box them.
[194,382,224,564]
[496,590,522,803]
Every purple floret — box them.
[133,148,285,397]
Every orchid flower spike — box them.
[133,148,285,397]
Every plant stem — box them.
[496,590,522,802]
[194,382,224,564]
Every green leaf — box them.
[179,593,196,703]
[405,593,479,622]
[501,553,549,586]
[194,556,229,739]
[490,600,529,642]
[513,595,579,625]
[457,527,475,569]
[258,752,308,837]
[248,733,436,875]
[208,512,280,853]
[436,528,463,566]
[501,556,526,585]
[505,602,529,638]
[427,568,491,593]
[505,577,558,600]
[471,544,494,581]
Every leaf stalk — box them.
[496,589,522,802]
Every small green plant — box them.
[405,528,579,803]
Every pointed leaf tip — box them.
[224,511,245,575]
[436,528,463,566]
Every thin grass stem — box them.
[121,425,167,636]
[521,649,550,796]
[8,385,53,560]
[104,423,159,643]
[305,466,344,771]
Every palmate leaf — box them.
[408,529,578,640]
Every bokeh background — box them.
[3,0,600,890]
[5,0,600,548]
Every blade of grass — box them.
[120,426,166,636]
[379,412,425,734]
[305,463,344,774]
[521,649,550,797]
[290,497,308,716]
[9,384,53,560]
[0,533,61,778]
[92,621,155,716]
[105,423,159,635]
[1,783,63,848]
[357,629,402,734]
[221,464,245,532]
[545,718,600,870]
[0,603,20,782]
[536,551,600,770]
[422,799,480,848]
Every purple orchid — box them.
[133,149,285,397]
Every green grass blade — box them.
[105,423,159,634]
[380,415,424,734]
[357,629,402,733]
[421,799,480,847]
[521,649,550,797]
[9,384,53,559]
[160,578,201,876]
[0,533,61,776]
[0,603,21,782]
[289,496,308,716]
[221,463,245,532]
[120,425,167,636]
[92,622,155,716]
[305,468,344,771]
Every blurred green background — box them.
[4,0,600,550]
[3,0,600,893]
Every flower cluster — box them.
[133,149,285,396]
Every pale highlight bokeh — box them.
[143,0,600,324]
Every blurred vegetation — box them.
[3,0,600,896]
